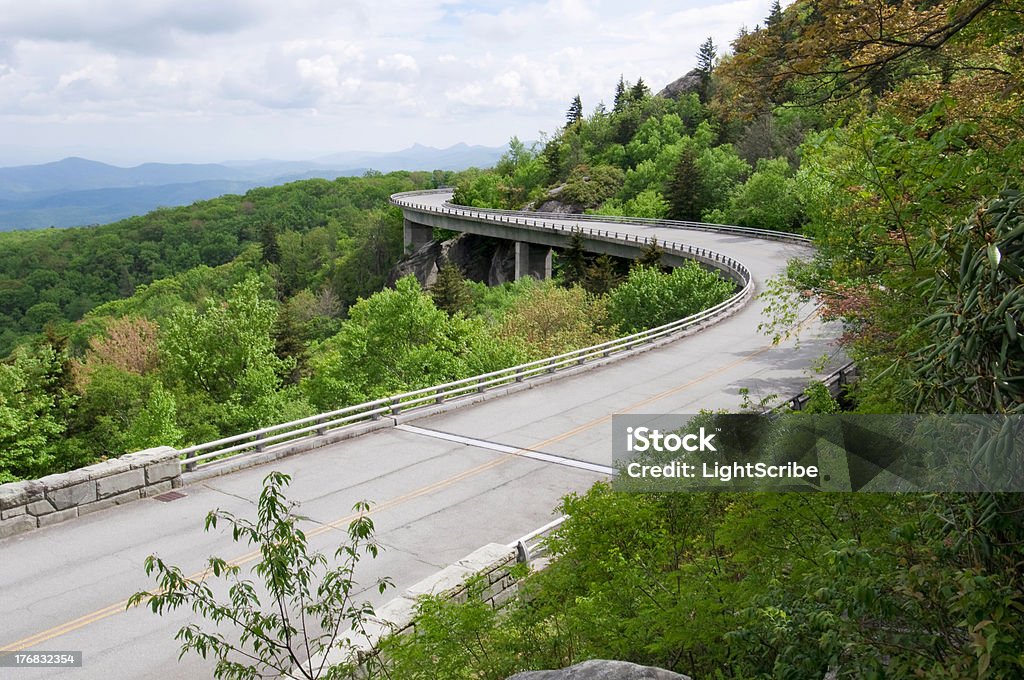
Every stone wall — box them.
[316,542,520,671]
[0,446,181,539]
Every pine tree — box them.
[635,238,665,270]
[558,229,590,287]
[666,148,705,221]
[260,223,281,264]
[696,37,716,103]
[583,254,620,295]
[629,77,650,103]
[613,75,627,113]
[430,262,472,316]
[766,0,783,27]
[566,94,584,126]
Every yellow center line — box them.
[1,311,818,653]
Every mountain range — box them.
[0,143,506,230]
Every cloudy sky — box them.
[0,0,780,166]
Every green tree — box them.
[666,148,704,221]
[0,344,69,482]
[566,94,584,126]
[696,37,716,102]
[260,223,281,265]
[635,238,665,270]
[607,263,735,333]
[583,254,620,295]
[629,77,650,103]
[613,75,628,113]
[557,230,590,287]
[430,263,472,317]
[129,472,392,680]
[160,276,295,432]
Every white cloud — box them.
[0,0,785,164]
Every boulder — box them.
[656,69,703,100]
[388,233,517,287]
[506,659,691,680]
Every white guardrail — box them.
[178,190,810,472]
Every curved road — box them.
[0,193,841,679]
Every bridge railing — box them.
[390,189,812,245]
[178,196,757,473]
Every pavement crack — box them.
[201,482,258,506]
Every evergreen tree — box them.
[260,223,281,265]
[696,37,717,102]
[635,238,665,270]
[558,229,590,287]
[629,77,650,103]
[766,0,783,27]
[566,94,584,126]
[584,254,620,295]
[613,75,627,113]
[430,262,472,316]
[666,148,705,221]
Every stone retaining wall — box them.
[0,446,181,539]
[317,542,520,672]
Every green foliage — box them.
[705,157,803,231]
[372,486,1024,680]
[497,283,612,359]
[908,190,1024,413]
[582,254,621,295]
[129,471,391,680]
[0,172,430,357]
[160,276,301,434]
[607,263,735,334]
[665,147,704,221]
[0,343,71,482]
[556,229,589,287]
[560,164,625,209]
[430,263,473,317]
[304,277,525,410]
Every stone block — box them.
[47,481,97,510]
[38,507,79,528]
[23,481,45,504]
[27,499,56,516]
[0,482,29,510]
[370,596,419,633]
[1,505,27,520]
[96,469,146,498]
[141,480,174,498]
[78,490,142,516]
[456,543,515,573]
[490,583,519,608]
[0,515,36,539]
[125,446,178,469]
[81,458,130,481]
[37,469,91,491]
[405,564,473,600]
[145,460,181,485]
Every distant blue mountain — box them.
[0,143,506,230]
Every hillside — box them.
[0,144,506,230]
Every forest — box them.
[0,163,733,482]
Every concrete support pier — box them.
[514,241,553,280]
[404,218,433,252]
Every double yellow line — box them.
[1,311,816,653]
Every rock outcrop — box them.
[656,69,703,100]
[388,232,516,288]
[533,184,584,215]
[506,660,691,680]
